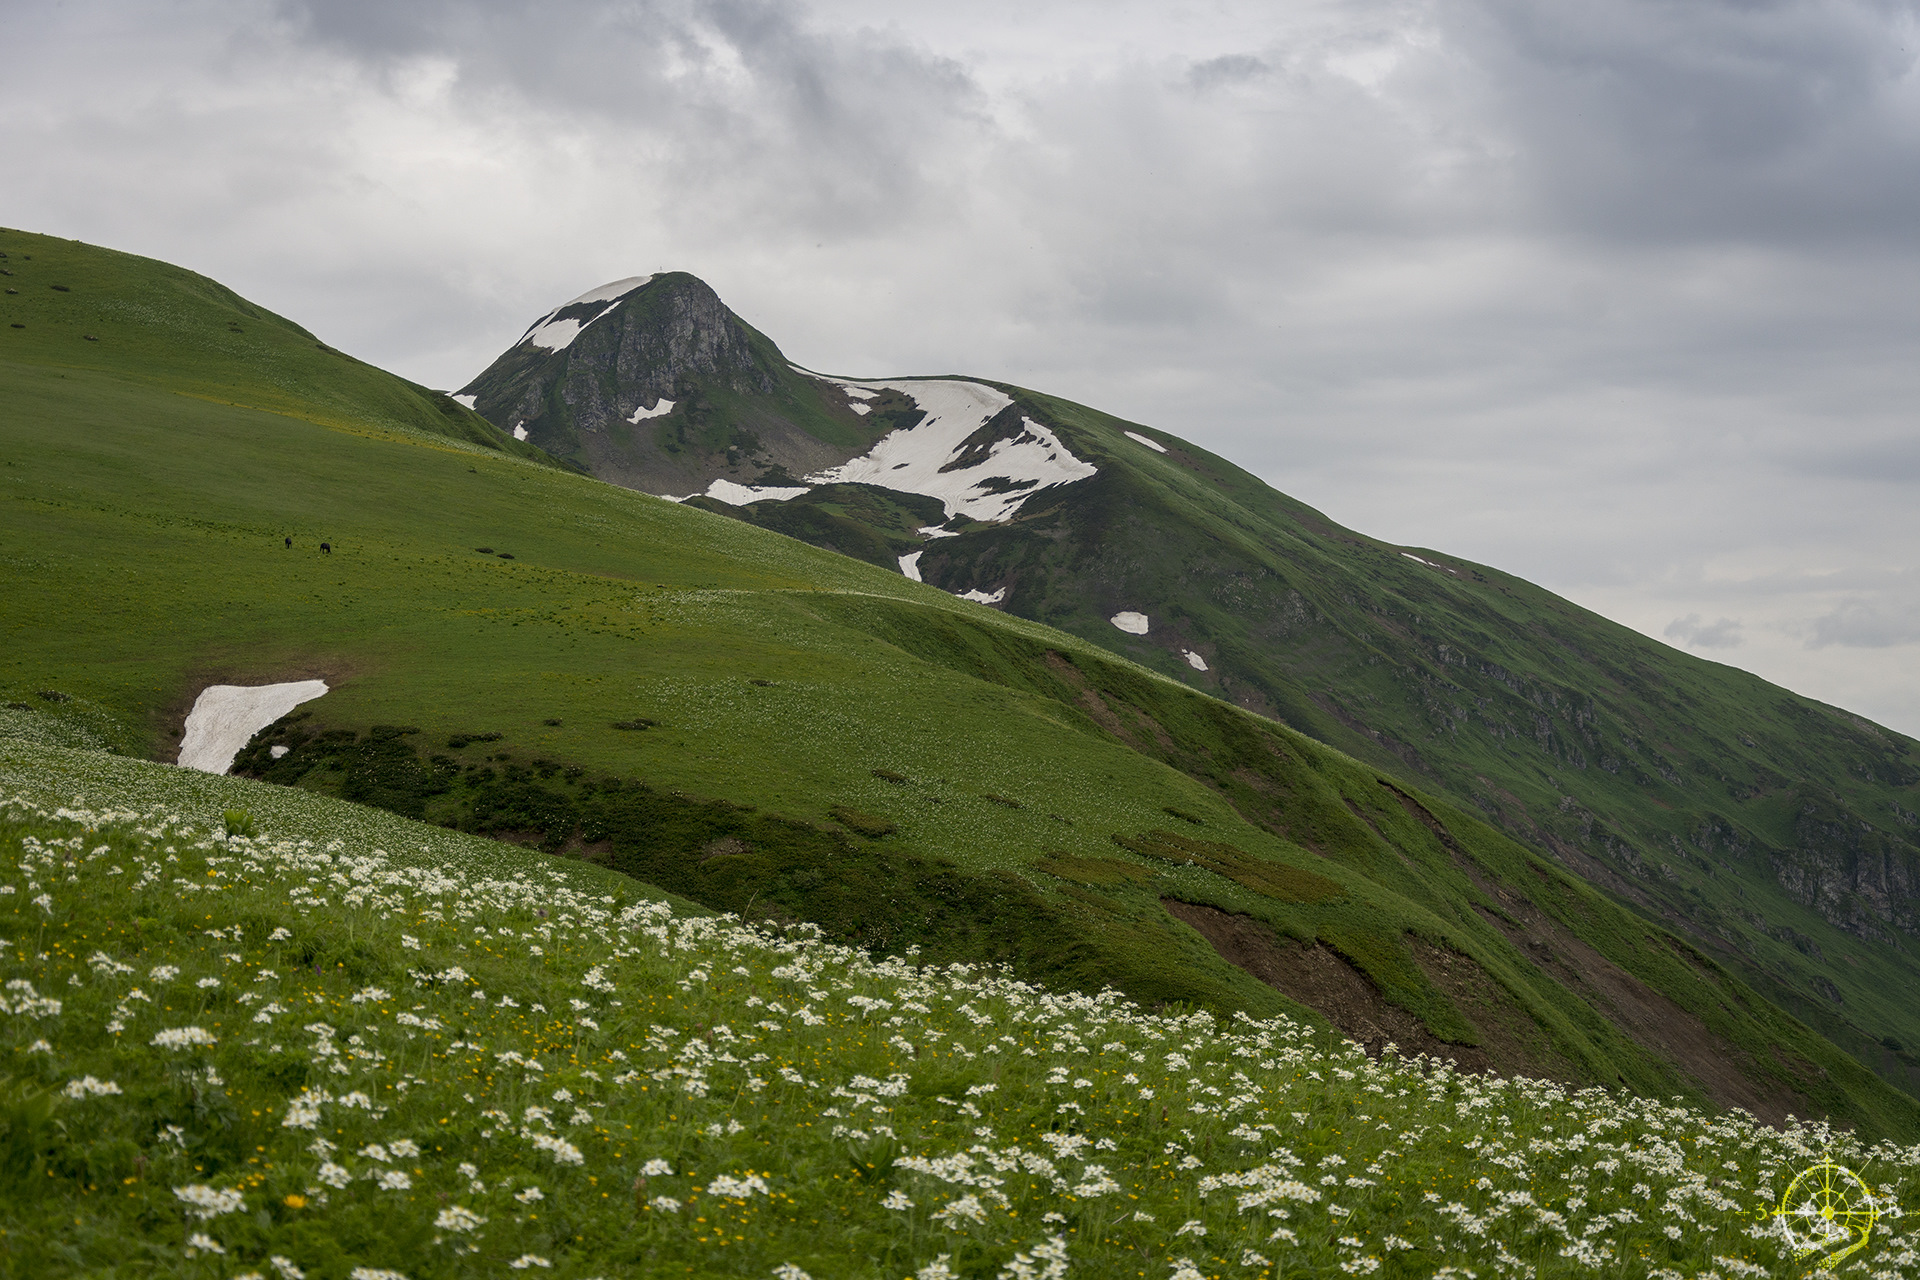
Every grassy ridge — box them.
[5,757,1920,1279]
[4,231,1919,1139]
[0,228,547,463]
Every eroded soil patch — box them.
[1163,898,1489,1070]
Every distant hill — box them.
[463,271,1920,1099]
[4,228,1918,1140]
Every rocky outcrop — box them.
[459,272,809,492]
[1771,791,1920,945]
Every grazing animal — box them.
[320,542,332,554]
[284,536,292,548]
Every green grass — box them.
[4,228,1920,1142]
[6,757,1920,1279]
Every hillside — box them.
[4,759,1917,1278]
[458,273,1920,1099]
[3,228,1917,1141]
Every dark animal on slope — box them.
[320,542,331,554]
[284,537,292,548]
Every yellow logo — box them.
[1776,1158,1880,1272]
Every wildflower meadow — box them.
[3,789,1917,1279]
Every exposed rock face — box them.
[459,272,829,494]
[1772,793,1920,944]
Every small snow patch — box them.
[1401,552,1458,575]
[1110,611,1149,635]
[178,682,329,775]
[700,479,809,506]
[269,745,290,759]
[1124,430,1168,454]
[628,399,674,422]
[449,393,477,410]
[512,423,529,442]
[899,551,925,582]
[917,525,959,540]
[841,385,878,401]
[1182,649,1208,672]
[957,587,1006,605]
[848,402,871,416]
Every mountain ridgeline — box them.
[464,271,1920,1099]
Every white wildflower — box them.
[62,1075,122,1098]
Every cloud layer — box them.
[8,0,1920,733]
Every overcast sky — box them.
[10,0,1920,735]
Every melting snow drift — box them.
[805,378,1097,524]
[1124,430,1168,454]
[957,587,1006,605]
[1182,649,1208,671]
[898,551,925,582]
[1110,611,1150,635]
[665,478,809,506]
[178,680,329,775]
[449,393,477,410]
[629,398,675,422]
[520,276,655,352]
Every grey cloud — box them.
[1460,0,1920,244]
[1665,614,1745,649]
[1187,54,1270,91]
[1808,598,1920,649]
[276,0,985,239]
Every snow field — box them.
[899,552,925,582]
[1124,430,1169,454]
[1110,612,1150,635]
[1183,650,1209,672]
[176,682,329,775]
[628,399,675,423]
[806,379,1098,525]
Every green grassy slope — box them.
[0,229,551,464]
[3,232,1916,1140]
[935,385,1920,1095]
[681,362,1920,1099]
[6,766,1920,1280]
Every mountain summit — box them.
[464,272,1920,1100]
[460,273,1101,540]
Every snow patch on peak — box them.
[449,393,477,410]
[512,423,529,441]
[629,399,675,422]
[1124,430,1168,454]
[1110,611,1149,635]
[804,377,1096,524]
[520,276,656,352]
[898,551,925,582]
[558,275,655,309]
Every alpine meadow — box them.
[4,228,1920,1279]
